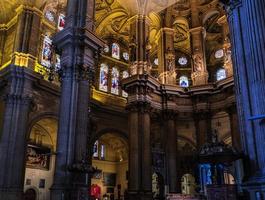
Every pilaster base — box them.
[50,184,71,200]
[242,171,265,199]
[0,188,23,200]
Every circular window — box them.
[178,57,188,66]
[215,49,224,59]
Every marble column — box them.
[127,106,140,199]
[50,0,103,199]
[164,111,178,193]
[223,0,265,196]
[140,104,152,199]
[0,67,33,200]
[190,0,208,86]
[127,103,152,200]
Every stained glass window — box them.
[99,64,109,92]
[122,71,129,97]
[179,76,189,87]
[112,43,120,59]
[93,141,99,158]
[58,14,65,31]
[100,144,105,160]
[154,58,159,66]
[111,67,119,95]
[216,68,226,81]
[55,54,61,72]
[41,36,53,68]
[123,52,129,61]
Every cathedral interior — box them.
[0,0,264,200]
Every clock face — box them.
[178,57,188,66]
[215,49,224,59]
[123,52,129,60]
[103,45,109,53]
[154,58,159,65]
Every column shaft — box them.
[128,111,139,194]
[0,68,32,200]
[166,115,177,193]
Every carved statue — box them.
[193,54,203,72]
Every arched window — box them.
[112,43,120,59]
[41,36,52,68]
[122,71,129,97]
[111,67,119,95]
[179,76,189,87]
[99,64,109,92]
[93,140,99,158]
[216,68,226,81]
[58,13,65,31]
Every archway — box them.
[90,132,128,200]
[24,117,58,200]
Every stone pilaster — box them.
[190,0,208,86]
[227,105,242,152]
[218,15,233,77]
[0,67,33,200]
[50,0,104,199]
[223,0,265,197]
[130,15,150,75]
[157,28,176,84]
[194,111,212,148]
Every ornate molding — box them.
[219,0,242,15]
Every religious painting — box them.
[58,14,66,31]
[122,71,129,97]
[26,144,51,170]
[103,173,116,186]
[112,43,120,59]
[55,54,61,72]
[99,64,109,92]
[41,36,53,68]
[111,67,119,95]
[179,76,189,88]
